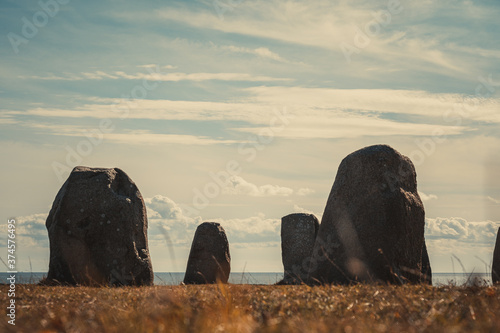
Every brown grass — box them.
[1,283,499,332]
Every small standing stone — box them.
[183,222,231,284]
[43,166,153,286]
[279,213,319,284]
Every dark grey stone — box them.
[44,166,153,286]
[308,145,431,284]
[493,227,500,284]
[184,222,230,284]
[421,240,432,284]
[279,213,319,285]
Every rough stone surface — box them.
[279,213,319,285]
[184,222,231,284]
[421,240,432,284]
[493,227,500,284]
[308,145,431,285]
[44,166,153,286]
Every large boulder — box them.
[308,145,431,284]
[184,222,231,284]
[279,213,319,284]
[493,227,500,284]
[44,166,153,286]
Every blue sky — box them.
[1,0,499,274]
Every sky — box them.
[1,0,499,275]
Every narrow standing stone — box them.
[184,222,231,284]
[279,213,319,284]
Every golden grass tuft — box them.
[1,283,499,332]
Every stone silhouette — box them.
[308,145,431,285]
[44,166,153,286]
[421,241,432,284]
[493,227,500,284]
[279,213,319,284]
[184,222,231,284]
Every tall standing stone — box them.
[184,222,231,284]
[44,166,153,286]
[308,145,431,284]
[279,213,319,284]
[493,227,500,284]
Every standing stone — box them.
[279,213,319,284]
[308,145,431,285]
[44,166,153,286]
[184,222,231,284]
[493,227,500,284]
[421,240,432,284]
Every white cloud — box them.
[1,121,241,145]
[20,70,292,83]
[137,64,177,70]
[0,214,48,248]
[213,213,281,245]
[156,0,371,51]
[223,176,294,197]
[292,205,322,221]
[245,86,500,124]
[101,132,240,146]
[25,87,496,126]
[145,195,185,220]
[144,195,281,246]
[8,86,480,142]
[419,191,438,202]
[0,117,17,125]
[425,217,499,244]
[145,196,201,246]
[153,0,495,78]
[487,196,500,204]
[296,188,315,196]
[222,45,289,62]
[220,176,315,197]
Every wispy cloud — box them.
[245,86,500,124]
[20,70,292,82]
[102,132,240,146]
[152,0,494,78]
[487,196,500,205]
[223,176,294,197]
[221,45,290,63]
[419,191,438,202]
[0,115,18,125]
[6,86,477,142]
[0,121,241,146]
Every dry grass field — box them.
[1,283,499,332]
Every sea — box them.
[0,272,493,286]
